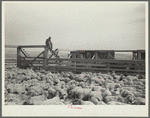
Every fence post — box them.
[138,52,141,60]
[89,59,91,72]
[95,52,98,59]
[73,53,76,73]
[107,61,110,73]
[17,46,21,68]
[43,46,48,70]
[58,58,61,73]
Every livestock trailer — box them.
[70,50,145,61]
[70,50,115,59]
[132,50,145,60]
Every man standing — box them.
[46,37,53,52]
[45,37,53,58]
[45,37,59,58]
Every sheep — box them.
[6,84,15,94]
[132,97,145,105]
[120,90,131,98]
[74,87,88,100]
[6,93,28,104]
[63,77,71,83]
[13,85,27,94]
[6,83,27,94]
[47,87,56,99]
[28,94,47,105]
[102,88,112,98]
[88,91,103,105]
[126,79,134,86]
[68,87,91,100]
[72,99,85,105]
[124,94,136,104]
[5,67,146,106]
[104,83,121,91]
[133,92,145,98]
[103,96,118,103]
[72,99,95,105]
[94,79,104,86]
[26,85,44,96]
[79,82,86,88]
[41,91,65,105]
[107,101,124,105]
[84,101,95,105]
[120,87,136,92]
[111,88,120,96]
[52,86,68,100]
[133,81,144,86]
[97,101,107,105]
[92,86,105,92]
[20,75,31,82]
[58,81,66,89]
[42,83,50,90]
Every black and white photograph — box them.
[2,1,148,117]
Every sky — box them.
[4,2,146,52]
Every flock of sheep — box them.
[5,67,145,105]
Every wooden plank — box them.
[45,67,145,75]
[47,65,101,70]
[75,63,108,67]
[48,58,145,63]
[20,49,28,57]
[47,62,145,69]
[21,59,43,61]
[28,63,43,66]
[48,62,59,64]
[29,65,43,67]
[108,65,145,68]
[47,61,144,68]
[48,62,108,67]
[114,50,145,52]
[21,57,44,59]
[19,51,44,68]
[5,59,17,61]
[46,58,145,74]
[89,68,145,72]
[20,49,35,66]
[20,60,43,63]
[18,45,46,48]
[29,51,44,64]
[47,65,145,73]
[5,61,16,63]
[5,62,17,64]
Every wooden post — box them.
[58,59,61,73]
[74,60,77,74]
[138,52,141,60]
[72,53,76,73]
[132,52,134,60]
[89,59,91,72]
[72,53,76,58]
[113,52,115,59]
[43,46,48,70]
[95,52,98,59]
[108,52,110,59]
[107,61,110,73]
[17,46,21,68]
